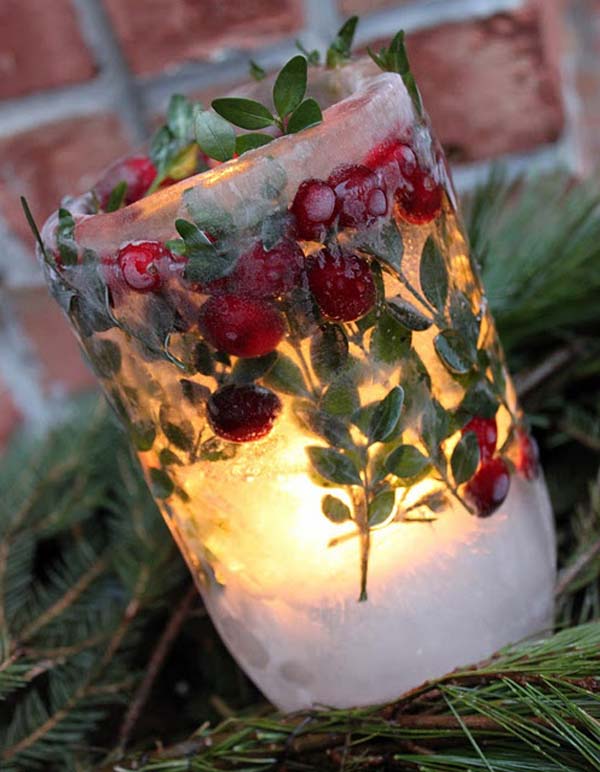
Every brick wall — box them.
[0,0,596,443]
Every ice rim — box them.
[37,61,454,263]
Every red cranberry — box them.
[365,140,442,225]
[207,384,281,442]
[94,155,157,210]
[199,295,285,358]
[464,457,511,518]
[307,249,376,322]
[290,179,337,241]
[223,239,304,298]
[116,241,182,293]
[327,164,387,228]
[462,416,497,463]
[516,428,540,481]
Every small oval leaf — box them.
[368,386,404,444]
[149,467,174,499]
[387,298,432,331]
[310,324,349,383]
[368,490,395,526]
[307,446,362,486]
[451,431,480,485]
[286,98,323,134]
[273,55,307,118]
[263,354,309,396]
[212,97,275,130]
[434,329,475,374]
[194,109,236,162]
[385,445,430,480]
[322,494,352,523]
[419,236,448,312]
[235,132,273,155]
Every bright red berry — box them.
[94,155,157,210]
[462,416,497,463]
[327,164,387,228]
[516,428,540,481]
[365,140,442,225]
[464,457,511,518]
[290,179,337,241]
[199,295,285,358]
[116,241,181,292]
[307,249,376,322]
[207,384,282,442]
[223,239,304,298]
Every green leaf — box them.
[160,406,195,452]
[176,219,238,283]
[321,494,352,523]
[235,132,273,155]
[310,324,349,383]
[451,431,480,485]
[150,125,176,176]
[296,406,354,450]
[180,378,210,405]
[459,379,499,421]
[160,448,183,466]
[273,55,307,119]
[321,378,360,418]
[167,94,194,140]
[370,311,412,364]
[89,339,121,378]
[367,30,423,117]
[21,195,53,266]
[368,490,395,526]
[105,181,128,213]
[420,236,448,312]
[232,352,278,384]
[450,291,480,352]
[185,201,234,240]
[421,398,452,456]
[194,109,236,162]
[212,97,275,130]
[434,329,475,374]
[191,342,215,376]
[307,446,361,485]
[368,386,404,444]
[57,208,78,266]
[249,59,266,81]
[263,354,309,396]
[385,445,430,480]
[326,15,358,68]
[286,98,323,134]
[149,467,174,499]
[387,298,432,331]
[130,421,156,452]
[295,40,320,66]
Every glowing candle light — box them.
[38,58,555,713]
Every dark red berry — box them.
[365,140,442,225]
[327,163,387,228]
[516,428,540,481]
[94,155,157,209]
[290,179,337,241]
[223,239,304,298]
[199,295,285,358]
[464,457,511,518]
[207,384,281,442]
[307,249,376,322]
[116,241,181,292]
[462,416,497,463]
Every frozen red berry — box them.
[207,384,281,442]
[199,295,285,358]
[464,457,511,518]
[290,179,337,241]
[116,241,182,292]
[516,428,540,481]
[365,140,442,225]
[462,416,497,463]
[223,239,304,298]
[307,249,375,322]
[327,164,387,228]
[94,155,157,210]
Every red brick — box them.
[0,380,22,450]
[382,3,565,162]
[0,114,132,253]
[0,0,96,100]
[104,0,304,76]
[12,288,95,394]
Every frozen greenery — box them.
[1,170,599,770]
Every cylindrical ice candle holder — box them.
[38,59,555,712]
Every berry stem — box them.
[353,485,371,602]
[434,465,474,514]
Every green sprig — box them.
[368,30,424,117]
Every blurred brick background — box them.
[0,0,597,445]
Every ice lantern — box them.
[38,59,555,712]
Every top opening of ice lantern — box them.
[33,30,555,711]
